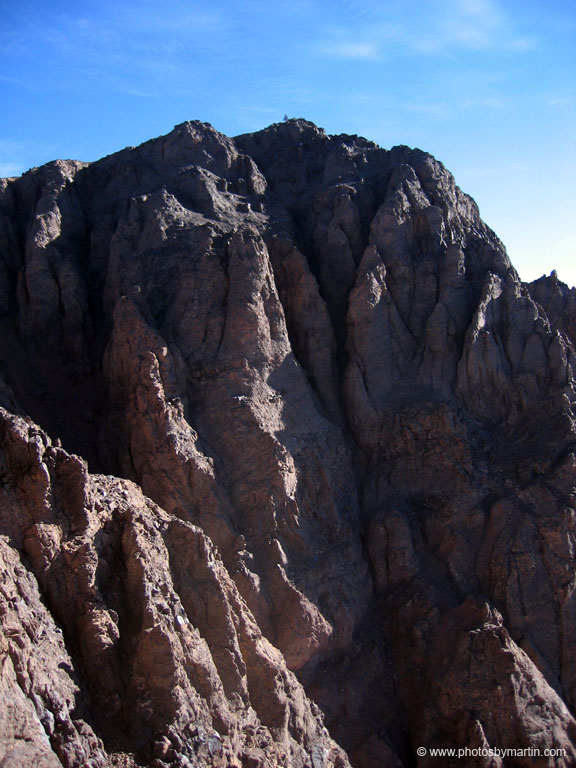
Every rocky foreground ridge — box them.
[0,119,576,767]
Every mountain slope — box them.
[0,118,575,767]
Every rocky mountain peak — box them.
[0,120,575,768]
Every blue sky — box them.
[1,0,575,285]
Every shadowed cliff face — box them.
[0,118,575,768]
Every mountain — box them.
[1,118,575,768]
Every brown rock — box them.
[0,118,575,767]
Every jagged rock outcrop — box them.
[1,119,575,767]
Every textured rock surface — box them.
[0,119,575,767]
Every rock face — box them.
[0,118,575,767]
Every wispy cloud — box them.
[0,2,231,97]
[0,139,55,178]
[549,97,573,108]
[316,40,380,60]
[0,139,28,178]
[0,162,22,177]
[435,0,537,52]
[0,73,37,89]
[317,0,538,58]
